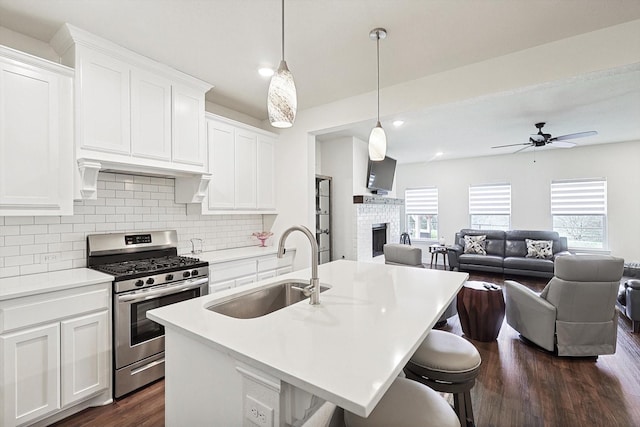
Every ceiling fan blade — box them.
[492,142,532,149]
[549,140,577,148]
[513,145,532,154]
[550,131,598,141]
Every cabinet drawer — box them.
[0,285,110,334]
[209,259,257,282]
[257,252,295,273]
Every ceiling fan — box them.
[492,122,598,153]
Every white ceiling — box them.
[1,0,639,163]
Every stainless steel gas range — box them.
[87,230,209,398]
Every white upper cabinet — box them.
[257,135,276,210]
[0,46,74,216]
[51,24,212,181]
[207,120,235,209]
[172,84,206,167]
[202,114,277,214]
[77,47,131,154]
[234,129,257,209]
[131,68,171,161]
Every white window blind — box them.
[468,184,511,215]
[405,187,438,215]
[551,179,607,215]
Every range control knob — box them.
[165,274,174,281]
[146,278,155,285]
[183,271,191,278]
[191,269,199,276]
[135,279,144,287]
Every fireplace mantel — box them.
[353,195,403,205]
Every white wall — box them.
[395,140,640,261]
[0,26,59,61]
[272,20,640,270]
[319,137,354,260]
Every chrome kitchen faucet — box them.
[277,225,320,305]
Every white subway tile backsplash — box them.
[20,225,48,235]
[116,190,134,198]
[5,216,35,225]
[35,216,61,225]
[0,171,265,278]
[20,244,48,255]
[0,225,20,236]
[5,254,34,267]
[5,235,34,246]
[0,246,20,257]
[49,224,73,233]
[73,223,96,233]
[133,175,151,184]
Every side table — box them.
[457,281,505,341]
[428,244,447,270]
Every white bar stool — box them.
[344,377,460,427]
[404,330,481,427]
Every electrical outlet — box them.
[42,253,59,263]
[244,395,273,426]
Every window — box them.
[551,179,607,249]
[405,187,438,241]
[469,183,511,230]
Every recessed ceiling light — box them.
[435,152,443,157]
[258,67,274,77]
[392,120,404,127]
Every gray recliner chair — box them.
[383,244,457,325]
[504,254,624,356]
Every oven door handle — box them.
[117,277,208,303]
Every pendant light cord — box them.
[281,0,285,61]
[376,32,380,121]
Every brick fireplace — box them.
[353,195,402,261]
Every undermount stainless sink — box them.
[206,280,330,319]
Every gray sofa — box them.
[617,263,640,333]
[447,229,571,279]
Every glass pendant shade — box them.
[268,60,297,128]
[368,121,387,161]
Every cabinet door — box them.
[60,311,110,407]
[77,47,130,154]
[0,61,72,215]
[234,130,257,209]
[256,135,276,210]
[1,323,60,427]
[207,120,236,209]
[172,84,206,167]
[131,68,171,161]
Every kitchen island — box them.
[148,260,468,426]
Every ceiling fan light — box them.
[368,122,387,161]
[268,60,297,128]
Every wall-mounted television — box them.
[366,156,397,194]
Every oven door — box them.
[114,277,208,369]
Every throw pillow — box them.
[525,239,553,259]
[464,235,487,255]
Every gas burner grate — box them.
[94,255,204,277]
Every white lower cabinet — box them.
[0,323,61,427]
[0,283,111,427]
[61,311,110,407]
[208,250,296,294]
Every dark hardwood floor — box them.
[52,272,640,427]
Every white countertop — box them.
[190,245,294,264]
[148,259,468,417]
[0,268,114,301]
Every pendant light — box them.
[368,28,387,161]
[268,0,297,128]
